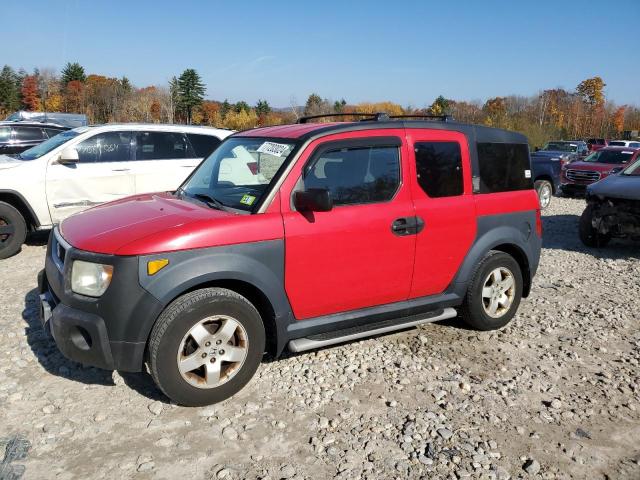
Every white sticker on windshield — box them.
[622,151,634,154]
[525,169,532,178]
[256,141,289,157]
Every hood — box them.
[0,155,24,170]
[59,192,284,255]
[564,160,622,172]
[587,174,640,201]
[60,193,234,254]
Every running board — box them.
[287,307,457,353]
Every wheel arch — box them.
[0,189,40,230]
[534,174,555,193]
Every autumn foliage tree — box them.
[20,75,40,110]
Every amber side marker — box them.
[147,259,169,276]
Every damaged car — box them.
[579,158,640,247]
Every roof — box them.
[598,146,640,151]
[234,120,529,144]
[76,123,233,136]
[0,121,69,129]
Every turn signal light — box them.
[147,259,169,276]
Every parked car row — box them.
[0,123,231,258]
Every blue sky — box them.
[5,0,639,107]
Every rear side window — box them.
[477,143,532,193]
[304,145,400,206]
[14,127,44,141]
[44,128,63,138]
[187,133,221,158]
[76,132,132,163]
[135,131,189,160]
[414,142,463,197]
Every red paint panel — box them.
[404,130,477,297]
[474,190,540,217]
[280,129,415,320]
[234,123,340,139]
[60,192,284,255]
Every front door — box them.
[405,129,477,298]
[281,131,416,320]
[46,131,135,223]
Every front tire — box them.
[0,201,27,260]
[579,205,610,247]
[148,288,265,406]
[534,180,553,210]
[461,251,523,331]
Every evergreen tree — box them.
[0,65,21,114]
[255,99,271,117]
[61,62,86,85]
[176,69,205,124]
[234,101,250,113]
[221,99,232,117]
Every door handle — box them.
[391,216,425,236]
[112,168,131,172]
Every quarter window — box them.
[303,145,400,206]
[135,131,190,160]
[187,133,221,158]
[414,142,463,197]
[75,132,132,163]
[477,142,533,193]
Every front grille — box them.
[566,169,601,183]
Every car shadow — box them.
[542,213,640,260]
[25,230,50,247]
[22,287,168,402]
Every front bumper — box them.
[39,229,164,372]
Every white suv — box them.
[0,123,231,258]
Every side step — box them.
[287,307,457,353]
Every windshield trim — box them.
[178,136,301,214]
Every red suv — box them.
[38,114,542,406]
[560,147,640,195]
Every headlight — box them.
[71,260,113,297]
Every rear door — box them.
[405,129,477,298]
[46,130,135,222]
[131,131,200,193]
[281,131,416,320]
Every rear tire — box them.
[579,205,610,247]
[148,288,265,406]
[461,251,523,331]
[0,201,27,260]
[534,180,553,210]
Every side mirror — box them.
[58,146,79,165]
[294,188,333,212]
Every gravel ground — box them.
[0,197,639,480]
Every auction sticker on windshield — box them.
[240,194,256,206]
[256,141,290,157]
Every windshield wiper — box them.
[190,192,228,211]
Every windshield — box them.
[180,137,296,212]
[543,142,577,152]
[622,158,640,176]
[583,150,635,164]
[18,129,80,160]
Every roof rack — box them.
[297,112,390,124]
[297,112,454,124]
[389,114,454,122]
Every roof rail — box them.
[297,112,389,124]
[389,114,454,122]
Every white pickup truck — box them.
[0,123,232,258]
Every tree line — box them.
[1,62,638,146]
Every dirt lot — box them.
[0,197,639,480]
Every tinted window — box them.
[76,132,132,163]
[187,134,221,158]
[14,127,44,141]
[304,145,400,206]
[135,131,189,160]
[44,128,64,138]
[477,143,533,193]
[0,127,10,142]
[629,143,640,148]
[415,142,463,198]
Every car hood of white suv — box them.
[0,155,25,170]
